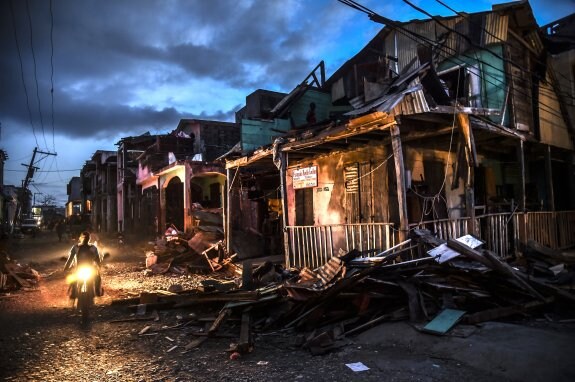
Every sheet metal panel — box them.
[484,13,508,45]
[385,18,465,73]
[538,75,573,150]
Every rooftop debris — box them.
[112,230,575,356]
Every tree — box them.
[38,194,57,207]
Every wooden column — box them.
[465,167,476,235]
[457,112,476,235]
[157,177,164,236]
[391,123,409,242]
[545,145,555,211]
[516,140,526,211]
[279,152,291,267]
[225,167,235,255]
[567,152,575,209]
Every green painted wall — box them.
[241,89,337,151]
[290,89,332,127]
[241,118,291,151]
[437,44,507,125]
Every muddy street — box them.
[0,232,398,382]
[1,232,575,382]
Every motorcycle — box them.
[66,253,109,324]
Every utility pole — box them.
[12,147,56,227]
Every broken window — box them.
[437,64,482,107]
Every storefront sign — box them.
[292,166,318,189]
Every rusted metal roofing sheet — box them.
[392,87,430,115]
[345,84,425,116]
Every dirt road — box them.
[1,232,574,381]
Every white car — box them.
[19,218,40,235]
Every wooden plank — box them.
[184,336,208,351]
[208,308,231,336]
[446,239,492,268]
[237,309,252,353]
[465,298,554,324]
[398,281,424,322]
[3,264,33,288]
[482,250,546,301]
[391,123,409,243]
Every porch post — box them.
[517,140,526,211]
[545,145,555,211]
[567,152,575,209]
[457,112,476,235]
[225,167,234,254]
[390,123,409,243]
[465,168,476,235]
[279,151,291,266]
[158,177,164,236]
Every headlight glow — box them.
[77,266,94,282]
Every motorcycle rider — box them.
[63,231,103,299]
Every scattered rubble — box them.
[0,251,41,292]
[144,225,237,276]
[110,230,575,358]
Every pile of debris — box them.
[0,251,41,292]
[113,230,575,356]
[144,227,237,276]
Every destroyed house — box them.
[132,120,238,236]
[80,150,118,233]
[116,133,159,234]
[223,62,353,260]
[225,1,575,268]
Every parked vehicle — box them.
[19,218,40,236]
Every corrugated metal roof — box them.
[345,84,424,116]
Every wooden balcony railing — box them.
[285,211,575,269]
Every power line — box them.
[434,0,575,90]
[25,0,49,150]
[9,0,39,147]
[399,0,574,121]
[50,0,56,151]
[5,168,80,172]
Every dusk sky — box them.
[1,0,573,205]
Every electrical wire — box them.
[9,0,39,147]
[337,0,573,121]
[49,0,56,151]
[434,0,575,92]
[25,0,49,150]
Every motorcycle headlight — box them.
[77,266,94,282]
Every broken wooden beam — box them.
[465,298,554,324]
[446,239,492,268]
[208,308,231,337]
[237,308,252,354]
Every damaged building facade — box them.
[80,150,118,233]
[113,119,239,236]
[224,2,575,268]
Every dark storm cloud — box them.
[0,0,323,141]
